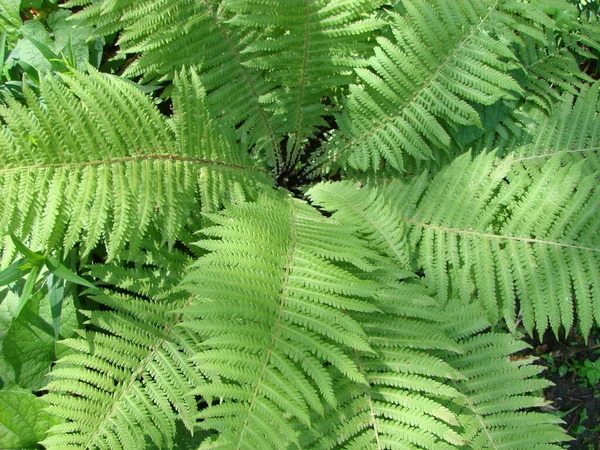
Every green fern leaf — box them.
[441,298,570,450]
[299,282,466,450]
[463,81,600,177]
[42,236,204,450]
[449,18,600,154]
[325,0,567,172]
[180,195,383,449]
[64,0,387,166]
[307,180,413,278]
[223,0,386,164]
[517,35,592,113]
[386,151,600,337]
[0,67,271,262]
[500,82,600,173]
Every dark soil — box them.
[527,327,600,449]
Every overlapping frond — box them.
[299,282,467,450]
[41,235,204,450]
[0,67,271,262]
[307,180,413,277]
[383,151,600,337]
[325,0,568,172]
[517,35,592,114]
[508,1,600,113]
[298,287,569,449]
[179,195,383,449]
[474,81,600,174]
[64,0,385,165]
[223,0,386,164]
[441,298,569,449]
[450,19,600,155]
[63,0,281,159]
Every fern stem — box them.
[450,379,499,450]
[0,154,270,174]
[199,0,280,167]
[512,147,600,162]
[404,217,600,253]
[287,0,312,168]
[354,349,383,450]
[312,186,408,266]
[82,298,193,448]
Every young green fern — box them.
[441,299,567,450]
[0,0,598,449]
[324,0,558,172]
[298,283,467,450]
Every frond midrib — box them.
[403,217,600,253]
[337,0,500,156]
[0,154,270,174]
[354,349,384,450]
[312,186,406,266]
[512,147,600,163]
[288,0,312,163]
[198,0,279,159]
[523,36,590,71]
[236,204,297,449]
[450,379,499,450]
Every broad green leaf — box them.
[21,35,66,73]
[0,31,6,75]
[9,234,45,264]
[0,289,18,385]
[3,289,55,389]
[5,10,101,73]
[0,386,62,448]
[14,262,43,319]
[5,19,54,72]
[47,10,99,68]
[2,283,77,390]
[22,0,44,8]
[40,284,79,360]
[0,0,20,43]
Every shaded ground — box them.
[528,327,600,449]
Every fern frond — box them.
[440,298,569,450]
[42,236,204,450]
[450,20,598,155]
[325,0,565,172]
[223,0,386,164]
[61,0,282,163]
[179,195,383,449]
[385,151,600,337]
[307,180,413,278]
[0,67,271,262]
[299,282,466,450]
[495,82,600,174]
[455,72,600,179]
[516,34,592,113]
[66,0,387,166]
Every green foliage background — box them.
[0,0,599,448]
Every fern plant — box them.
[0,0,599,448]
